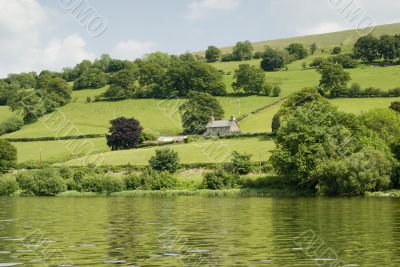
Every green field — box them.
[331,97,400,114]
[61,137,275,166]
[14,138,108,163]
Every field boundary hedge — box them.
[237,97,287,121]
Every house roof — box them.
[206,120,235,128]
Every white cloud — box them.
[186,0,240,20]
[0,0,94,77]
[111,40,156,60]
[0,0,46,33]
[299,22,347,36]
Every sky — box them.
[0,0,399,77]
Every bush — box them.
[80,174,104,193]
[102,176,126,194]
[0,140,17,174]
[272,86,281,97]
[309,57,327,68]
[59,166,74,179]
[313,148,394,195]
[149,148,180,173]
[328,54,358,68]
[226,151,252,175]
[332,46,342,54]
[35,170,66,196]
[16,172,37,196]
[17,169,67,196]
[0,117,24,135]
[124,174,143,190]
[202,170,240,190]
[285,43,308,60]
[390,101,400,113]
[141,131,159,142]
[0,175,19,196]
[127,170,178,190]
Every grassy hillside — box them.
[61,137,275,166]
[0,106,16,124]
[3,92,278,139]
[215,23,400,53]
[2,23,400,166]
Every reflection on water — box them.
[0,196,400,266]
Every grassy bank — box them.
[365,191,400,198]
[56,188,306,197]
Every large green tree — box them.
[353,35,380,62]
[378,35,398,61]
[163,61,226,97]
[232,64,266,94]
[232,41,253,61]
[260,47,285,71]
[179,91,224,134]
[317,62,351,97]
[73,68,109,90]
[205,46,222,62]
[285,43,308,60]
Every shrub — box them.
[66,178,80,191]
[80,174,104,193]
[285,43,308,60]
[17,169,66,196]
[0,140,17,174]
[328,54,358,68]
[102,176,126,194]
[332,46,342,54]
[202,170,240,190]
[313,148,394,195]
[309,57,327,68]
[132,170,178,190]
[226,151,252,175]
[0,117,24,135]
[272,86,281,97]
[124,174,142,190]
[16,172,37,196]
[390,101,400,113]
[141,131,159,142]
[59,166,74,179]
[0,175,19,196]
[149,148,180,173]
[32,169,66,196]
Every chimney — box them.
[210,116,215,122]
[230,116,236,121]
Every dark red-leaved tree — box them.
[106,117,143,151]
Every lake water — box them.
[0,196,399,266]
